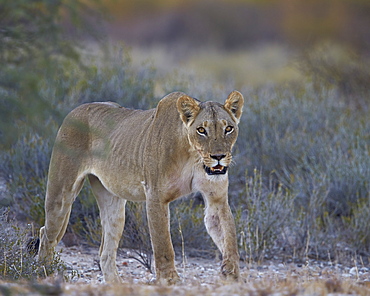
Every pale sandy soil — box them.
[2,245,370,295]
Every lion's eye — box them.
[197,127,207,136]
[225,126,234,134]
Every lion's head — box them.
[177,91,244,176]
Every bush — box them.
[1,135,53,225]
[298,43,370,109]
[0,209,69,281]
[170,196,214,256]
[232,81,369,262]
[73,46,158,109]
[0,0,103,149]
[121,202,153,272]
[236,169,296,262]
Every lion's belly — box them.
[109,181,146,201]
[91,168,146,201]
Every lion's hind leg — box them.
[38,108,92,266]
[38,170,86,265]
[88,175,126,283]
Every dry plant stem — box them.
[20,244,23,275]
[305,229,310,261]
[3,251,6,277]
[353,256,359,280]
[176,208,187,276]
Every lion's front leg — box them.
[204,198,240,281]
[146,198,180,285]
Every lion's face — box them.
[177,91,244,176]
[188,103,239,175]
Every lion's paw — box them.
[155,269,181,285]
[221,259,240,281]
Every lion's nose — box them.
[210,154,226,161]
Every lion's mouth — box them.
[203,164,228,175]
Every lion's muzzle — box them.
[204,164,228,175]
[203,154,229,175]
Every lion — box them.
[38,91,244,284]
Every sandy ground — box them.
[2,245,370,295]
[47,246,370,294]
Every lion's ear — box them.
[177,95,200,125]
[224,91,244,122]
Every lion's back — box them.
[52,93,186,173]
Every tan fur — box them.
[38,91,244,284]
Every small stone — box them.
[349,267,358,275]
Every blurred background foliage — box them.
[0,0,369,280]
[105,0,369,51]
[0,0,104,148]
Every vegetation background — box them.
[0,0,369,282]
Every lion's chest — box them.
[165,163,195,200]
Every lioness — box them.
[38,91,244,284]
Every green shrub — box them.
[0,0,103,149]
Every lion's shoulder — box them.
[149,92,188,124]
[156,92,187,110]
